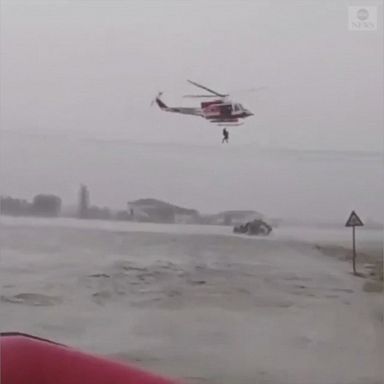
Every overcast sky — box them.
[0,0,382,219]
[1,0,382,149]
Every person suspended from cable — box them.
[222,128,229,144]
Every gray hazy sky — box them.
[1,0,382,149]
[0,0,382,220]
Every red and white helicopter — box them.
[154,80,254,127]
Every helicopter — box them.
[154,80,254,127]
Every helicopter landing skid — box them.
[217,122,244,127]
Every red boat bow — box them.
[1,333,179,384]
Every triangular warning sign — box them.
[345,211,364,227]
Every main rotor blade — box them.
[227,86,268,97]
[183,94,221,98]
[187,80,228,97]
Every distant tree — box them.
[115,210,131,221]
[32,194,62,217]
[0,196,32,216]
[87,206,111,220]
[78,185,90,218]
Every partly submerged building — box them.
[128,198,199,224]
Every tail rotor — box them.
[150,92,163,107]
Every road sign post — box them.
[352,226,356,274]
[345,211,364,275]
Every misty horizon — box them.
[1,130,382,223]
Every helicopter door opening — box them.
[223,104,232,117]
[232,103,241,115]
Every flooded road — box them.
[0,217,382,383]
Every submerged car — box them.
[233,219,272,236]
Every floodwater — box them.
[0,217,382,384]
